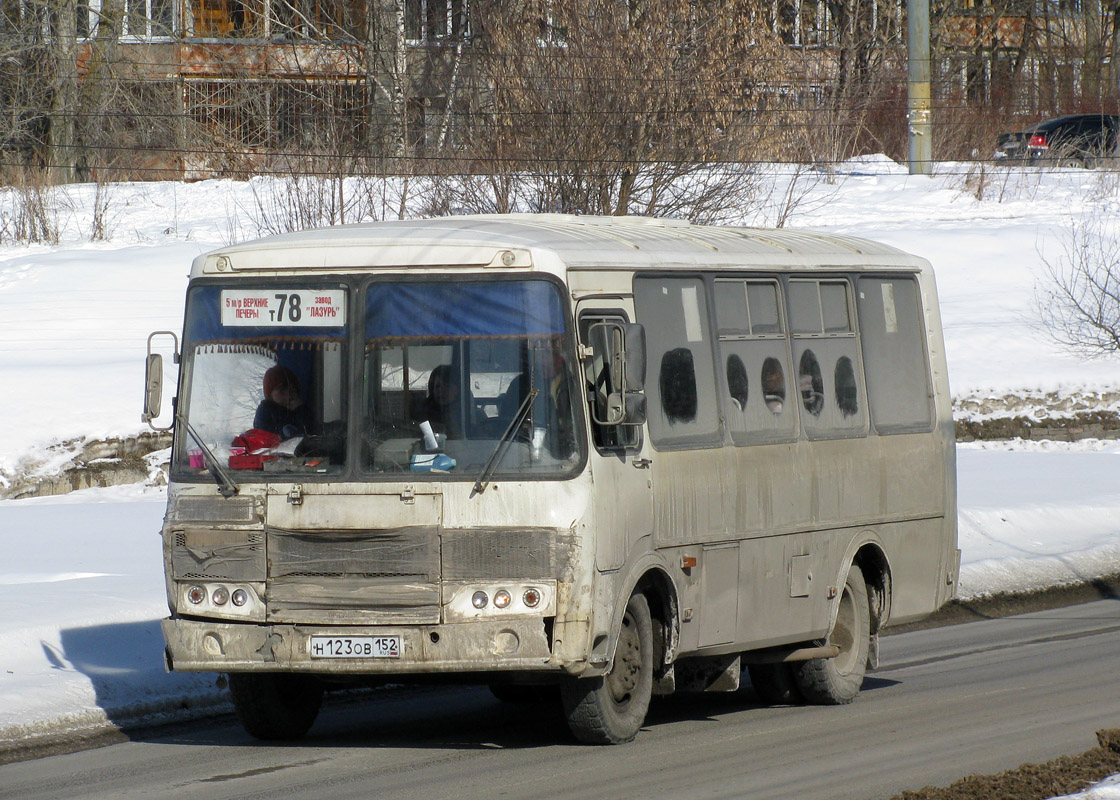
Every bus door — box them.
[576,302,654,573]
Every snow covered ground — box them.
[0,161,1118,796]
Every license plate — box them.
[309,635,400,659]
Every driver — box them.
[254,365,312,440]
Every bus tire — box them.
[793,565,870,705]
[228,673,324,740]
[560,592,654,744]
[746,662,803,705]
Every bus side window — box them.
[712,278,795,444]
[633,277,721,449]
[856,276,934,433]
[579,313,639,451]
[788,278,868,438]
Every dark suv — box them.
[994,114,1119,167]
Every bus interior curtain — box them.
[364,282,566,340]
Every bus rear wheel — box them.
[561,592,654,744]
[228,673,324,740]
[793,565,870,705]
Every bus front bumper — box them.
[162,617,557,674]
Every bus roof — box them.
[192,214,929,277]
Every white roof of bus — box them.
[193,214,929,276]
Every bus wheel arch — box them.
[793,560,873,705]
[853,542,892,641]
[559,567,677,743]
[561,590,655,743]
[633,567,679,682]
[597,562,679,680]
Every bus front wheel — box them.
[561,592,654,744]
[228,673,324,740]
[793,565,871,705]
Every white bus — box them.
[144,214,958,744]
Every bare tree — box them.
[450,0,789,222]
[1037,216,1120,357]
[1,0,57,176]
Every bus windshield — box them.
[175,277,581,480]
[362,279,581,478]
[177,283,349,476]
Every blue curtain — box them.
[365,281,566,340]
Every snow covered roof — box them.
[192,214,929,277]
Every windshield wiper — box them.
[471,389,537,498]
[179,414,240,498]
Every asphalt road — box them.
[2,599,1117,800]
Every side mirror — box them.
[623,391,647,425]
[603,391,647,426]
[143,331,179,431]
[604,392,625,426]
[622,323,646,392]
[589,320,647,427]
[143,353,163,421]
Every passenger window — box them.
[634,277,721,449]
[821,282,852,332]
[715,285,750,334]
[789,278,867,437]
[788,281,822,334]
[857,276,933,432]
[748,283,781,333]
[713,278,795,444]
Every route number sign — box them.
[221,289,346,327]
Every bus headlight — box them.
[178,582,263,620]
[444,582,556,620]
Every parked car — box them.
[994,114,1120,167]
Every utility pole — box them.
[50,0,79,183]
[907,0,932,175]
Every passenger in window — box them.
[254,365,312,440]
[423,364,464,439]
[761,357,786,414]
[726,355,749,412]
[798,351,825,417]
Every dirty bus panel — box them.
[150,215,957,745]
